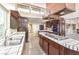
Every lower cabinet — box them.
[43,40,49,54]
[59,45,65,55]
[39,34,79,55]
[39,37,43,48]
[48,40,59,55]
[64,48,79,55]
[49,45,59,55]
[39,35,60,55]
[64,48,71,55]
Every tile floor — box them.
[23,33,45,55]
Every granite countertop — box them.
[38,30,53,32]
[0,32,25,55]
[39,32,79,52]
[0,45,20,55]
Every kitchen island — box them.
[38,31,79,55]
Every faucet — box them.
[4,29,8,46]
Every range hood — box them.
[43,3,75,20]
[43,8,75,20]
[53,8,75,16]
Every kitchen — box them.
[0,3,79,55]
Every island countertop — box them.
[39,31,79,52]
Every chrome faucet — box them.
[4,29,8,46]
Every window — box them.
[17,4,46,15]
[0,4,7,40]
[17,4,30,13]
[31,6,40,14]
[18,8,30,13]
[41,8,45,15]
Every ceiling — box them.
[29,3,46,8]
[28,17,44,24]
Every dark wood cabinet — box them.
[10,10,20,29]
[39,35,43,48]
[59,45,65,55]
[64,48,71,55]
[46,21,52,28]
[49,45,59,55]
[64,47,79,55]
[10,16,19,29]
[39,34,60,55]
[11,10,20,19]
[38,33,79,55]
[48,40,59,55]
[43,40,49,54]
[45,18,65,36]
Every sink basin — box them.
[6,36,23,46]
[44,33,69,41]
[45,33,59,40]
[9,40,21,46]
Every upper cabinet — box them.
[46,3,75,16]
[10,10,20,29]
[11,10,20,19]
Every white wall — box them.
[1,4,16,36]
[30,3,46,8]
[32,24,39,33]
[6,11,10,37]
[1,3,16,10]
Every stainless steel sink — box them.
[45,33,59,40]
[6,36,23,46]
[44,33,68,41]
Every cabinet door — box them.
[64,48,71,55]
[59,45,65,55]
[70,49,79,55]
[43,40,49,54]
[39,37,43,48]
[49,44,59,55]
[64,47,79,55]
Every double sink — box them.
[0,32,25,55]
[6,36,23,46]
[42,32,79,51]
[44,33,68,41]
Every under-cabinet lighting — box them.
[60,12,65,15]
